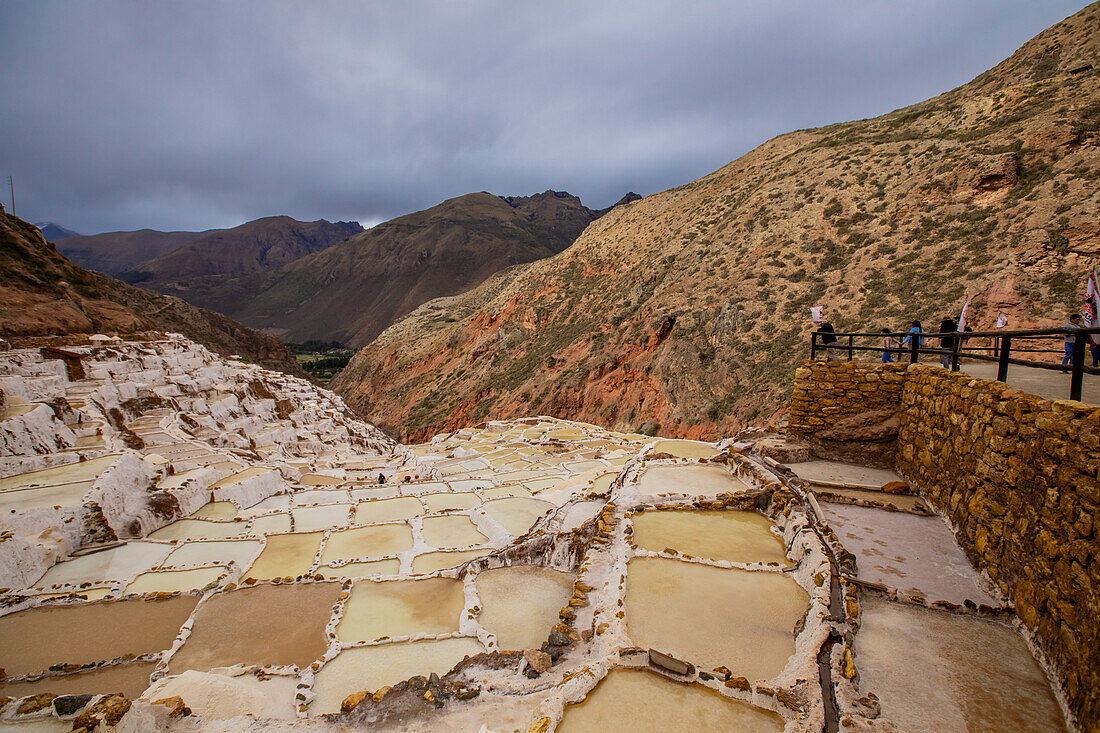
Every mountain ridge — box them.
[151,189,631,347]
[0,207,306,376]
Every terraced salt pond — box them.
[476,565,574,650]
[320,523,413,562]
[856,596,1066,733]
[483,497,555,535]
[558,669,784,733]
[412,549,489,573]
[0,660,159,700]
[124,566,225,594]
[168,583,342,672]
[243,532,324,579]
[310,638,485,715]
[625,557,807,680]
[631,510,789,564]
[0,595,199,676]
[0,382,1069,733]
[421,514,488,549]
[635,463,750,496]
[338,577,465,641]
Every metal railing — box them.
[810,326,1100,402]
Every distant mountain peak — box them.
[34,222,83,241]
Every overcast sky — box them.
[0,1,1088,234]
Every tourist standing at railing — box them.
[939,317,957,369]
[902,321,923,362]
[817,322,839,362]
[880,329,896,363]
[1062,314,1083,368]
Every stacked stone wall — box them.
[896,365,1099,726]
[789,359,1100,726]
[788,361,908,467]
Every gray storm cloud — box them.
[0,0,1087,233]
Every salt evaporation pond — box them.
[483,497,555,536]
[310,637,485,715]
[631,510,789,564]
[337,577,464,641]
[821,503,1000,606]
[476,566,573,650]
[190,501,239,520]
[162,539,262,570]
[557,669,784,733]
[294,489,351,506]
[169,583,342,672]
[412,549,490,573]
[244,532,324,579]
[32,541,172,588]
[124,566,225,594]
[856,596,1066,733]
[481,485,532,499]
[320,524,413,563]
[421,515,488,549]
[143,670,298,721]
[354,497,424,523]
[291,505,351,532]
[249,513,292,535]
[148,518,248,541]
[317,559,400,579]
[651,439,721,459]
[0,660,157,701]
[424,492,480,512]
[0,595,199,676]
[635,464,750,496]
[625,557,806,680]
[561,501,605,531]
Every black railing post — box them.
[910,335,919,364]
[997,336,1011,382]
[950,333,961,372]
[847,335,853,362]
[1071,333,1086,401]
[811,333,818,360]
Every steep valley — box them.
[333,3,1100,442]
[174,190,628,347]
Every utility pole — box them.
[8,176,13,215]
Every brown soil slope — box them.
[0,209,305,376]
[185,191,612,347]
[334,4,1100,442]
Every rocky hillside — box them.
[176,190,618,347]
[333,3,1100,442]
[121,215,362,283]
[0,208,306,376]
[58,228,211,275]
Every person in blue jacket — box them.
[902,320,924,361]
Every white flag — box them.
[810,305,824,323]
[956,292,971,332]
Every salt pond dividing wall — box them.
[790,359,1100,727]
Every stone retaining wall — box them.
[789,360,1100,727]
[788,361,908,468]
